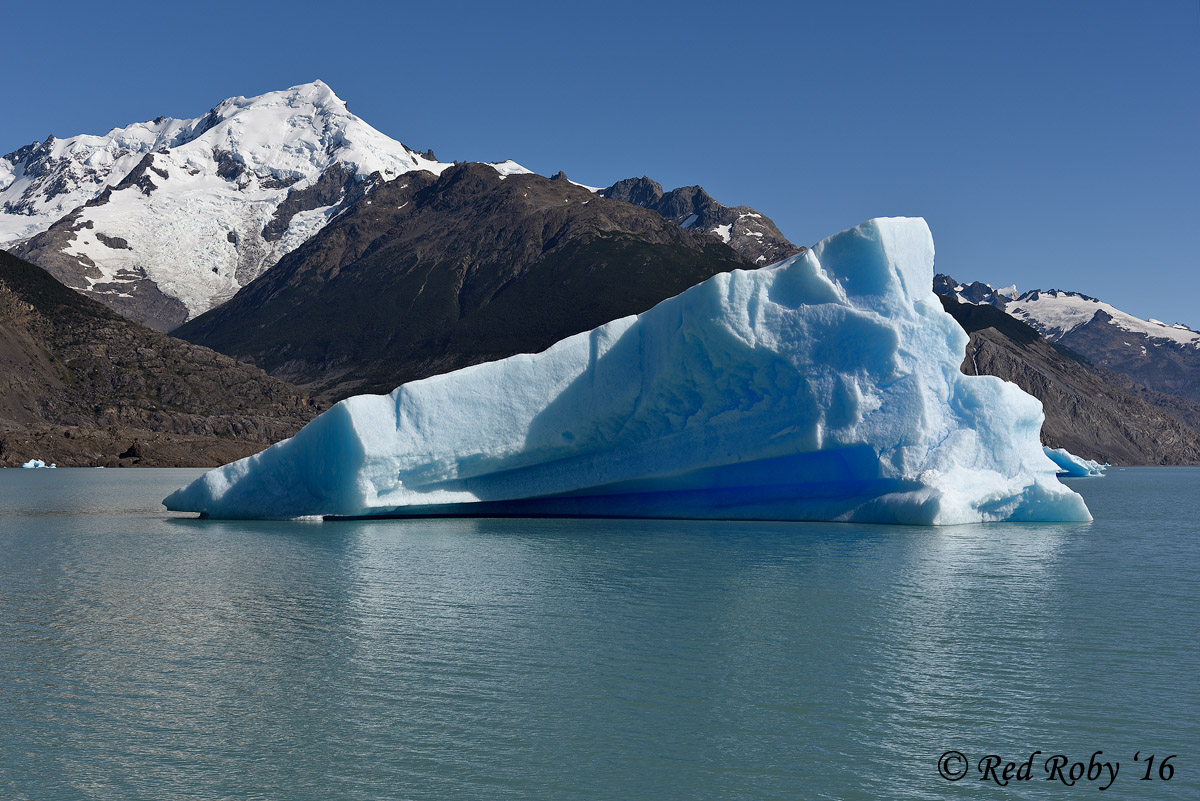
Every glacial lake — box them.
[1,467,1196,800]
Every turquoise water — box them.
[1,467,1196,799]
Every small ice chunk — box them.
[1042,446,1107,477]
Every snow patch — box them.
[567,178,603,192]
[490,160,532,177]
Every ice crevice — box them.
[164,217,1092,524]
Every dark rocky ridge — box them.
[940,295,1200,465]
[175,163,761,401]
[1117,381,1200,435]
[0,249,320,467]
[600,176,800,265]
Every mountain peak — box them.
[211,80,345,117]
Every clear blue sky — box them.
[4,0,1197,326]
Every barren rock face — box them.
[0,249,321,467]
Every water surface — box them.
[1,467,1196,799]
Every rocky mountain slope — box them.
[0,249,320,466]
[940,294,1200,465]
[936,274,1200,404]
[600,176,799,265]
[174,163,760,401]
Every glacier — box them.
[164,217,1092,525]
[1043,446,1107,477]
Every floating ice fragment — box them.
[1042,446,1107,477]
[164,218,1092,524]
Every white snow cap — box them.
[187,80,446,182]
[1008,290,1200,348]
[165,217,1091,525]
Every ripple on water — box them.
[0,467,1196,799]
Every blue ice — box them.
[165,218,1091,524]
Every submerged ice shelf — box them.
[164,217,1091,524]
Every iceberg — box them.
[21,459,56,469]
[164,217,1091,525]
[1043,446,1107,477]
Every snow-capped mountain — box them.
[1005,290,1200,348]
[935,275,1200,348]
[2,117,193,244]
[2,81,529,330]
[935,274,1200,403]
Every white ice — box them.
[1042,446,1106,477]
[20,459,56,468]
[164,218,1092,524]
